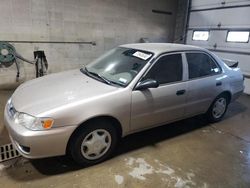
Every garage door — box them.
[186,0,250,94]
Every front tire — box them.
[69,120,118,166]
[206,94,229,123]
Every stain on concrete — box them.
[124,157,197,187]
[114,174,124,185]
[126,158,154,180]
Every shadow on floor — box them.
[224,100,248,120]
[5,99,248,179]
[28,116,213,175]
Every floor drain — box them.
[0,143,20,162]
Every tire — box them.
[206,94,229,123]
[69,120,118,166]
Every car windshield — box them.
[83,47,153,87]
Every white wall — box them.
[0,0,178,88]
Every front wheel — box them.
[69,120,118,166]
[206,94,229,123]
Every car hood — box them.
[11,69,119,116]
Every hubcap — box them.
[212,97,226,119]
[81,129,112,160]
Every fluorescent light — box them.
[227,31,249,43]
[192,31,209,41]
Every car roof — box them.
[120,43,205,56]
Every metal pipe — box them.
[0,40,96,45]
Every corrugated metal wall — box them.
[186,0,250,94]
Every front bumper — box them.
[4,104,77,159]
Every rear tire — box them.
[206,94,229,123]
[69,120,118,166]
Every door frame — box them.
[132,51,189,90]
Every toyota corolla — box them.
[4,43,244,165]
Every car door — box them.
[130,53,188,131]
[184,51,225,117]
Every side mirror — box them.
[135,79,159,90]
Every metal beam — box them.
[208,48,250,56]
[190,4,250,12]
[188,27,250,31]
[152,9,172,15]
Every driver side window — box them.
[143,54,183,85]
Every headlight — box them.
[14,112,54,131]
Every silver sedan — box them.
[4,43,244,165]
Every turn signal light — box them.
[42,119,54,129]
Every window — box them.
[143,54,183,85]
[186,53,221,79]
[226,31,249,43]
[85,47,153,87]
[192,31,209,41]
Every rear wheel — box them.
[69,120,118,166]
[206,94,229,123]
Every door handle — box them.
[176,89,186,96]
[216,81,222,86]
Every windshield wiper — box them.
[82,67,112,85]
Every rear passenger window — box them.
[143,54,183,85]
[186,53,221,79]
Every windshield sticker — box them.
[119,78,127,84]
[132,51,152,60]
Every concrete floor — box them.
[0,90,250,188]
